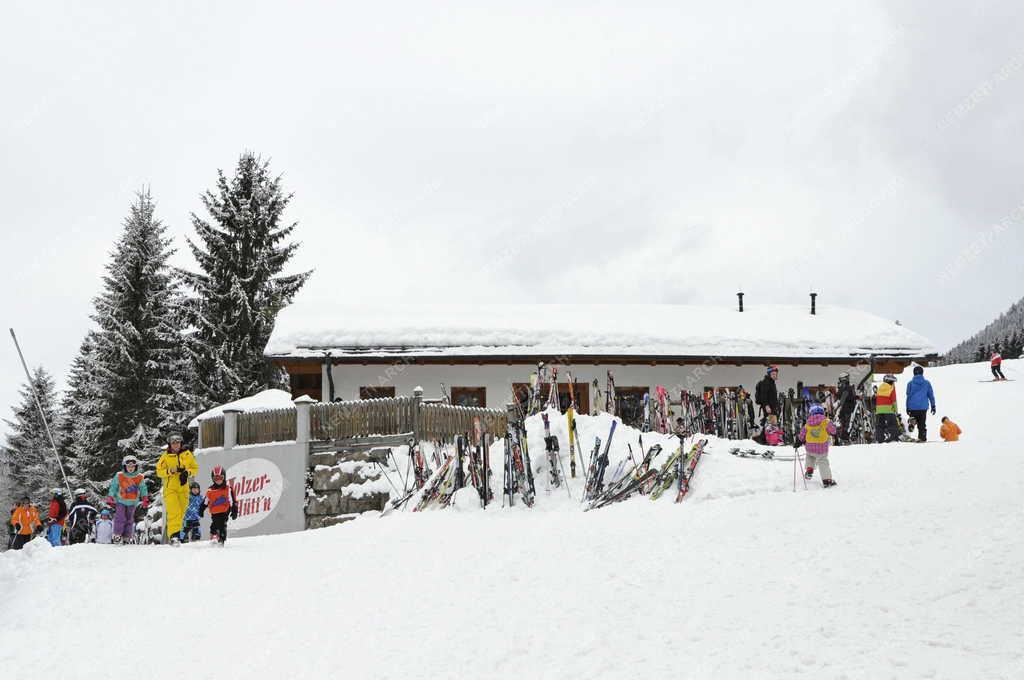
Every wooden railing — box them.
[198,393,509,448]
[238,407,297,445]
[201,416,224,448]
[310,396,417,440]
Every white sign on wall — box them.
[226,458,284,531]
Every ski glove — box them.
[930,408,936,415]
[179,471,188,486]
[792,441,801,450]
[229,503,238,520]
[105,496,115,507]
[141,497,149,510]
[199,506,205,518]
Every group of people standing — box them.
[753,364,946,445]
[7,434,239,550]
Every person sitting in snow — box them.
[66,488,98,545]
[179,481,203,543]
[796,403,837,487]
[940,417,962,442]
[94,508,114,545]
[990,351,1007,381]
[45,488,68,547]
[763,414,785,446]
[201,466,237,545]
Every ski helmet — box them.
[189,481,201,492]
[52,488,63,496]
[883,374,897,384]
[74,487,87,497]
[122,454,139,470]
[838,372,850,383]
[809,404,826,417]
[211,465,226,482]
[913,365,924,375]
[167,433,184,444]
[100,508,111,517]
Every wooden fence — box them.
[238,407,297,445]
[199,395,509,448]
[201,416,224,448]
[310,397,417,441]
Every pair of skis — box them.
[585,442,662,510]
[729,447,796,461]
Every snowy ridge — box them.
[267,302,936,359]
[2,361,1021,679]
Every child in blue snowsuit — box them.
[179,482,203,543]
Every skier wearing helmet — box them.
[200,465,237,545]
[797,403,838,487]
[178,481,204,543]
[874,374,901,443]
[66,488,98,545]
[156,433,198,544]
[106,455,150,543]
[835,372,857,445]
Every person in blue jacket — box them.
[906,365,936,442]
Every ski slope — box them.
[3,361,1022,679]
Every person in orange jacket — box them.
[940,417,962,442]
[10,496,42,550]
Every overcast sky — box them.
[2,1,1022,432]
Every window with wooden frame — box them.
[287,366,322,401]
[451,387,486,408]
[359,386,396,400]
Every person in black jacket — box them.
[755,366,780,424]
[66,488,98,544]
[835,372,857,444]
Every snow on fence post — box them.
[223,408,241,450]
[294,394,314,443]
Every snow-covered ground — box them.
[3,361,1022,679]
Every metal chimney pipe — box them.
[737,292,745,312]
[810,292,818,315]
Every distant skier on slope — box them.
[990,351,1007,381]
[755,366,780,425]
[906,366,936,442]
[797,404,837,487]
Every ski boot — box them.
[804,467,814,480]
[822,479,837,488]
[112,535,122,545]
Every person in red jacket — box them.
[990,352,1007,381]
[201,466,238,545]
[46,488,68,546]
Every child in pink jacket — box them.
[797,404,838,487]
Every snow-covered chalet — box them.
[265,298,937,427]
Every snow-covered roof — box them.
[265,303,936,361]
[188,389,295,427]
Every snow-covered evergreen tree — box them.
[1,367,65,502]
[179,152,311,409]
[943,296,1024,364]
[62,190,195,487]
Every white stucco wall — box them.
[324,361,883,409]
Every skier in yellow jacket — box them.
[156,434,198,544]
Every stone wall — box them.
[306,448,391,528]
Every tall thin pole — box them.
[9,328,73,497]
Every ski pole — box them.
[9,328,73,498]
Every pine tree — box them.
[1,367,65,502]
[179,152,312,409]
[945,296,1024,364]
[62,190,194,487]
